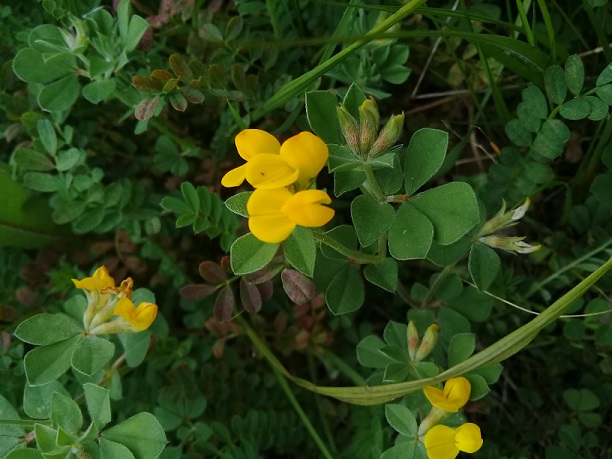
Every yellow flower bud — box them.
[359,98,380,156]
[337,105,361,157]
[369,113,404,157]
[415,323,438,361]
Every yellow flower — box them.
[237,131,328,190]
[113,297,158,332]
[423,377,471,412]
[247,187,334,243]
[73,266,157,334]
[72,266,115,291]
[221,129,281,187]
[424,423,483,459]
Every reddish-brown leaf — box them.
[151,69,174,84]
[198,261,227,284]
[169,54,193,82]
[214,285,234,322]
[281,269,317,305]
[180,284,216,301]
[134,96,161,121]
[240,278,262,314]
[169,92,187,111]
[257,280,274,301]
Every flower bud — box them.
[479,235,541,254]
[415,323,438,362]
[359,98,380,155]
[407,320,420,361]
[337,105,360,157]
[369,112,404,157]
[481,198,530,236]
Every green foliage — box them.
[1,1,612,458]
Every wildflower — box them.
[479,198,541,254]
[221,129,281,187]
[246,131,328,190]
[247,187,334,243]
[72,266,158,334]
[423,377,471,412]
[424,423,483,459]
[479,235,541,254]
[221,129,329,191]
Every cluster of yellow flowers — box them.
[222,129,334,243]
[72,266,158,334]
[421,377,483,459]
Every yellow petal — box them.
[443,377,471,411]
[249,213,296,243]
[280,132,328,185]
[454,423,483,453]
[131,302,158,331]
[423,377,471,412]
[424,425,460,459]
[113,297,135,320]
[221,164,248,187]
[247,188,293,216]
[113,298,158,332]
[282,190,334,227]
[235,129,280,161]
[72,266,115,291]
[245,154,299,189]
[423,386,448,410]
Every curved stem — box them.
[313,232,383,264]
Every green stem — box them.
[0,419,52,427]
[307,352,337,454]
[252,0,428,119]
[421,263,456,307]
[362,165,386,201]
[242,257,612,405]
[313,232,383,264]
[524,237,612,299]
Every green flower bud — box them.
[407,320,420,361]
[337,104,360,157]
[359,98,380,156]
[369,112,404,157]
[415,323,438,362]
[481,198,531,236]
[479,235,541,254]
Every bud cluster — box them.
[337,98,404,159]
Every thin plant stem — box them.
[524,237,612,299]
[270,366,335,459]
[307,352,338,454]
[421,263,456,307]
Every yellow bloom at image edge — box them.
[424,423,483,459]
[113,297,158,332]
[247,188,334,243]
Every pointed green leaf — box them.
[405,128,448,194]
[305,91,343,144]
[351,194,395,247]
[410,182,479,245]
[15,313,82,345]
[71,335,115,376]
[284,227,316,277]
[385,404,417,437]
[24,336,82,386]
[326,265,364,315]
[230,233,279,275]
[364,258,398,293]
[101,412,167,459]
[388,203,433,260]
[468,243,500,291]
